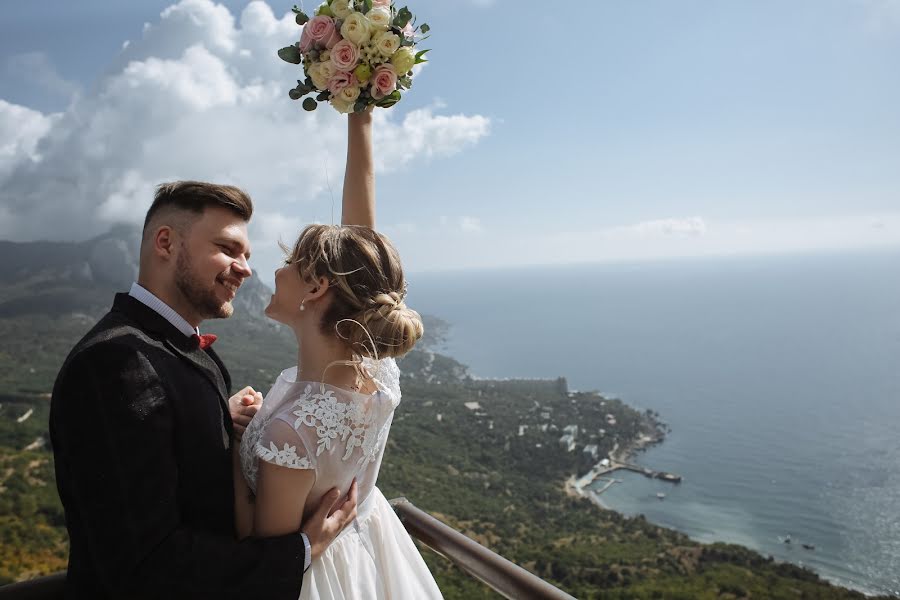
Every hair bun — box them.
[352,291,422,359]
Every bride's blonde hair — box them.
[284,224,423,361]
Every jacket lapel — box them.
[113,294,233,449]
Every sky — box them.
[1,0,899,282]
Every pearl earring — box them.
[300,299,306,312]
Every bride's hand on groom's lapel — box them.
[229,386,263,442]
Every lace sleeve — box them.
[254,417,316,470]
[366,357,401,407]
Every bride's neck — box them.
[296,329,358,388]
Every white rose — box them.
[340,12,371,46]
[374,31,400,58]
[309,61,335,90]
[367,7,392,31]
[331,96,356,113]
[331,0,353,19]
[339,85,361,104]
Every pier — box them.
[575,457,682,497]
[613,460,682,483]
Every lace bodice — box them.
[240,358,401,505]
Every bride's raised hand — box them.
[341,108,375,229]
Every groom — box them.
[50,181,356,599]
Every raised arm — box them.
[341,110,375,228]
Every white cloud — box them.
[627,216,707,237]
[0,100,61,181]
[0,0,490,278]
[393,213,900,274]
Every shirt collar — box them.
[129,283,200,338]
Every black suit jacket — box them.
[50,294,306,599]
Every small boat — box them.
[802,544,815,551]
[783,535,792,544]
[656,492,666,500]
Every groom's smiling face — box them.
[174,206,252,322]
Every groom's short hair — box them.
[142,181,254,235]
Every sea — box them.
[406,249,900,597]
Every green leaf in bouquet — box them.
[393,6,413,28]
[398,75,412,89]
[363,0,373,13]
[316,3,333,17]
[289,88,304,100]
[414,49,430,64]
[316,91,331,102]
[278,46,303,64]
[376,90,402,108]
[420,23,430,34]
[303,98,318,111]
[296,12,310,25]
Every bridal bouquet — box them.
[278,1,430,114]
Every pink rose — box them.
[372,0,391,7]
[330,39,360,72]
[370,63,397,99]
[401,22,415,41]
[328,71,359,96]
[306,15,341,49]
[299,28,313,53]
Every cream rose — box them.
[373,31,400,58]
[331,96,356,113]
[330,0,353,19]
[367,7,392,31]
[309,60,336,90]
[340,12,371,46]
[338,85,361,104]
[390,46,415,74]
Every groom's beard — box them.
[174,248,234,320]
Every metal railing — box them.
[0,572,64,600]
[0,499,576,600]
[390,497,576,600]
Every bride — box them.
[234,109,443,599]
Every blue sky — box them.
[1,0,898,280]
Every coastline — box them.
[563,423,895,598]
[565,427,665,508]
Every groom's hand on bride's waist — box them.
[229,385,263,441]
[303,479,359,561]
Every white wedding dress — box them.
[239,357,443,600]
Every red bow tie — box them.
[193,333,218,349]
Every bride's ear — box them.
[306,276,331,302]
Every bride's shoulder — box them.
[362,357,401,407]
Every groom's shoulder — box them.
[62,304,165,372]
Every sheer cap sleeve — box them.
[254,417,316,470]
